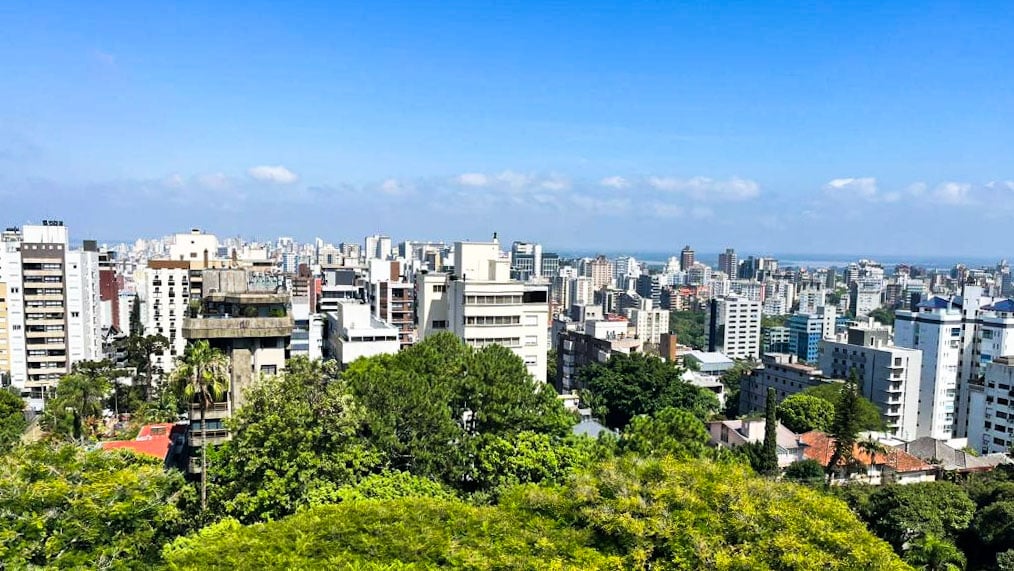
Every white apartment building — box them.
[168,228,219,263]
[66,247,102,364]
[892,298,960,440]
[325,301,399,367]
[982,356,1014,454]
[707,296,761,359]
[798,283,827,314]
[0,222,103,409]
[626,305,669,346]
[142,260,191,375]
[819,326,922,441]
[849,278,883,317]
[416,240,550,382]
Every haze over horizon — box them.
[2,2,1013,256]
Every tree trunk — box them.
[200,395,207,512]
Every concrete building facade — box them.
[707,296,761,359]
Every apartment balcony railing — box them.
[182,316,293,339]
[187,428,230,447]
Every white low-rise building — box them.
[325,302,399,367]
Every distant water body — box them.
[559,251,1006,271]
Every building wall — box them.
[707,296,761,359]
[819,340,922,441]
[0,282,9,378]
[739,354,826,413]
[982,359,1014,454]
[144,262,190,375]
[895,307,962,439]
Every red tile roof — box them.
[101,423,173,460]
[800,431,931,473]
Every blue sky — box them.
[1,1,1013,256]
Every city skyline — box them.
[3,2,1014,254]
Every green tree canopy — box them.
[669,310,706,349]
[206,357,378,523]
[783,459,826,484]
[0,443,189,569]
[904,534,965,571]
[777,393,835,433]
[507,456,909,570]
[162,498,617,570]
[0,388,27,448]
[342,333,574,492]
[800,380,886,432]
[40,359,120,440]
[852,482,976,552]
[578,352,718,430]
[617,407,711,459]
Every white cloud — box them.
[986,180,1014,192]
[377,178,413,196]
[496,170,532,189]
[600,176,630,189]
[540,175,571,191]
[196,172,231,190]
[248,165,299,184]
[455,173,489,187]
[906,182,927,197]
[647,176,760,201]
[824,177,878,200]
[571,194,630,215]
[932,182,972,205]
[647,203,683,218]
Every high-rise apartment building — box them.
[982,356,1014,454]
[680,245,695,272]
[587,255,613,291]
[819,325,922,441]
[707,296,761,359]
[415,240,550,382]
[849,278,883,317]
[626,305,669,346]
[718,248,737,278]
[143,260,191,375]
[0,222,104,409]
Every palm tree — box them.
[170,340,229,511]
[904,534,966,570]
[857,436,887,483]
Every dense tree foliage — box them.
[800,379,886,432]
[617,407,711,459]
[162,457,909,570]
[0,444,189,569]
[858,482,976,551]
[777,393,835,433]
[579,352,719,430]
[40,359,120,440]
[163,498,618,570]
[783,459,826,484]
[206,357,378,523]
[511,456,908,570]
[669,310,706,349]
[343,333,575,494]
[0,388,27,447]
[904,534,966,571]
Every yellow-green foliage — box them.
[508,456,911,570]
[162,498,622,570]
[0,444,188,569]
[163,457,910,570]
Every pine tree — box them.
[129,293,142,337]
[759,387,779,476]
[826,369,863,482]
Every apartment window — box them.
[432,284,446,293]
[432,320,447,329]
[260,365,277,375]
[71,312,79,318]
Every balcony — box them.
[187,428,230,447]
[182,315,293,339]
[189,401,230,420]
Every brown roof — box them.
[800,431,932,473]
